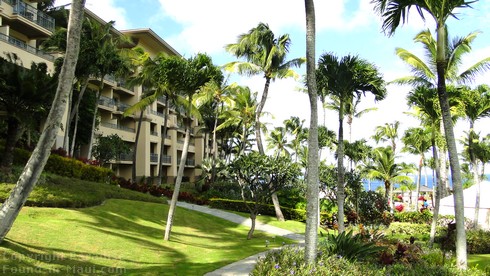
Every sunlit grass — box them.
[0,199,294,275]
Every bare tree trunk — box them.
[247,213,256,240]
[86,90,100,160]
[414,157,422,210]
[304,0,319,264]
[0,0,84,242]
[68,80,89,157]
[336,108,346,232]
[164,118,191,241]
[157,98,169,186]
[132,110,144,183]
[69,111,79,157]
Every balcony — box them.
[1,0,55,37]
[98,95,116,109]
[162,155,171,164]
[150,153,158,163]
[0,33,54,61]
[100,122,135,133]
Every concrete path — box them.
[173,201,305,276]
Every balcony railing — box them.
[118,153,133,161]
[150,153,158,163]
[0,33,54,61]
[162,155,171,164]
[7,0,55,32]
[98,95,116,108]
[100,122,135,133]
[178,158,195,166]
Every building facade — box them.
[0,1,208,184]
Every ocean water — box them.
[363,174,490,191]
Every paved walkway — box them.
[173,201,305,276]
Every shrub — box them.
[466,229,490,254]
[319,229,385,261]
[357,190,389,225]
[394,210,432,224]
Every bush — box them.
[358,191,389,225]
[394,210,432,224]
[319,229,385,261]
[467,229,490,254]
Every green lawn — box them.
[0,199,294,275]
[468,254,490,273]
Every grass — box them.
[0,199,294,275]
[0,173,166,207]
[228,210,329,236]
[468,254,490,273]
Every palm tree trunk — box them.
[439,121,450,197]
[337,107,346,232]
[414,156,422,210]
[0,0,84,242]
[157,98,169,186]
[68,80,89,157]
[435,24,467,269]
[255,78,270,155]
[132,110,144,182]
[86,90,100,160]
[164,118,191,241]
[62,84,74,152]
[304,0,319,264]
[69,111,79,157]
[429,130,443,247]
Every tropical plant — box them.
[0,0,85,242]
[319,229,384,261]
[367,146,414,212]
[372,1,486,267]
[163,53,223,241]
[225,22,305,221]
[92,134,131,166]
[316,52,386,233]
[0,55,57,173]
[373,121,400,153]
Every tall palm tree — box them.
[304,0,319,263]
[162,54,223,241]
[284,116,308,162]
[266,127,291,157]
[372,1,484,267]
[402,127,432,209]
[459,84,490,228]
[394,29,490,197]
[367,146,413,212]
[225,22,305,221]
[0,0,85,242]
[316,53,386,233]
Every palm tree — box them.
[367,146,413,213]
[304,0,319,264]
[373,121,400,153]
[372,1,485,267]
[316,53,386,233]
[0,0,85,242]
[459,84,490,228]
[266,127,291,157]
[401,127,432,209]
[217,86,258,158]
[194,80,235,183]
[225,22,305,221]
[284,116,308,162]
[163,53,223,241]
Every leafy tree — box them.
[304,0,320,263]
[230,152,301,239]
[316,53,386,233]
[372,1,484,267]
[0,55,57,173]
[225,22,305,221]
[0,0,85,242]
[92,134,131,166]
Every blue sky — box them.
[54,0,490,164]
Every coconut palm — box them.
[367,146,413,213]
[266,127,291,157]
[304,0,319,263]
[225,22,305,221]
[0,0,85,242]
[402,127,432,209]
[284,116,308,162]
[372,1,486,266]
[316,53,386,233]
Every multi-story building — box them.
[0,1,207,184]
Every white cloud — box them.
[54,0,129,29]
